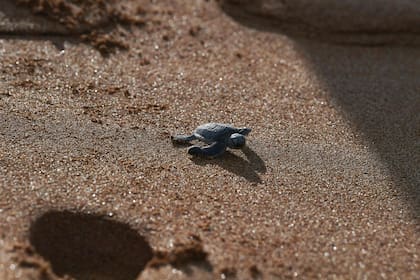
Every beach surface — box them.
[0,0,419,279]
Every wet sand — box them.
[0,0,419,279]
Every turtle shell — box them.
[193,123,238,143]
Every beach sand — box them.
[0,0,419,279]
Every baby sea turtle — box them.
[171,123,251,158]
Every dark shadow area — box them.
[297,43,420,222]
[172,135,266,183]
[191,146,266,184]
[29,210,154,280]
[221,2,420,221]
[220,0,420,46]
[243,145,267,174]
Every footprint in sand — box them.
[29,211,153,280]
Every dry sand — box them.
[0,0,419,279]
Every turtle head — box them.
[238,127,251,136]
[228,133,246,149]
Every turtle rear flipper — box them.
[171,134,196,144]
[188,141,227,158]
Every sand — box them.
[0,0,419,279]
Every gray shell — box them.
[193,123,238,143]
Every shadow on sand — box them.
[174,142,266,183]
[192,146,266,184]
[221,1,420,222]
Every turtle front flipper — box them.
[171,134,196,144]
[237,127,251,136]
[188,141,227,158]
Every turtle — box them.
[171,123,251,158]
